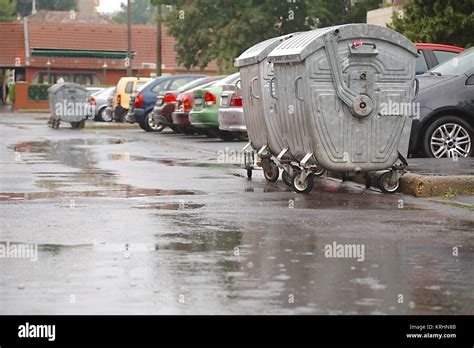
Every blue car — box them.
[126,74,206,132]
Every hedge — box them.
[28,84,52,101]
[8,83,15,103]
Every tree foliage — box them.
[391,0,473,48]
[16,0,77,17]
[151,0,384,72]
[0,0,17,22]
[112,0,155,25]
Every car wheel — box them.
[170,125,181,134]
[423,116,473,158]
[99,107,112,122]
[217,130,235,142]
[140,112,165,132]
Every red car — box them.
[415,43,464,74]
[171,78,224,135]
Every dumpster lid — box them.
[235,33,300,68]
[268,24,417,63]
[48,82,87,94]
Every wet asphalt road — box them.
[0,114,473,315]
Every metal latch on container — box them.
[349,41,379,56]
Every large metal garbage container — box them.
[235,33,299,182]
[267,24,418,193]
[48,82,90,129]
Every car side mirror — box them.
[466,74,474,85]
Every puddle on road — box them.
[108,153,240,169]
[133,202,205,210]
[6,139,203,201]
[0,188,202,201]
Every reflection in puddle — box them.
[134,203,205,210]
[7,139,203,200]
[0,188,202,201]
[108,153,239,169]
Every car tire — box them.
[217,130,235,142]
[99,107,112,122]
[422,115,473,158]
[140,112,165,132]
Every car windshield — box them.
[430,48,474,76]
[177,77,209,92]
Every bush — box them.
[28,84,52,101]
[8,83,15,103]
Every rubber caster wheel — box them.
[378,171,401,194]
[282,171,293,187]
[263,161,279,183]
[313,165,325,177]
[293,172,314,194]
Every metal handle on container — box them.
[295,76,304,101]
[324,31,374,118]
[250,77,260,99]
[269,77,277,99]
[413,78,419,99]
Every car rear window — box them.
[125,82,134,93]
[151,80,170,93]
[135,82,147,91]
[433,50,459,65]
[169,78,195,90]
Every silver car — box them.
[218,80,247,139]
[89,87,115,122]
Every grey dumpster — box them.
[235,33,299,182]
[268,24,418,193]
[48,82,90,129]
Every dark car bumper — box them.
[132,108,147,125]
[172,112,191,126]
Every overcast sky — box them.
[96,0,126,13]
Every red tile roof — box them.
[0,22,26,68]
[0,20,217,72]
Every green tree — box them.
[0,0,17,22]
[391,0,473,48]
[310,0,382,27]
[152,0,315,73]
[112,0,155,25]
[16,0,77,17]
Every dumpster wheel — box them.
[378,171,401,194]
[262,160,279,183]
[282,171,293,187]
[313,165,325,177]
[293,172,314,194]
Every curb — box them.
[335,172,474,197]
[400,173,474,198]
[85,124,140,130]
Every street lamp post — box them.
[156,5,162,77]
[126,0,133,76]
[103,62,108,84]
[46,60,51,84]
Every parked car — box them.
[171,79,225,136]
[126,74,206,132]
[410,47,474,158]
[415,43,464,75]
[153,76,224,134]
[89,87,115,122]
[113,77,151,122]
[86,87,105,96]
[189,73,241,141]
[217,79,247,140]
